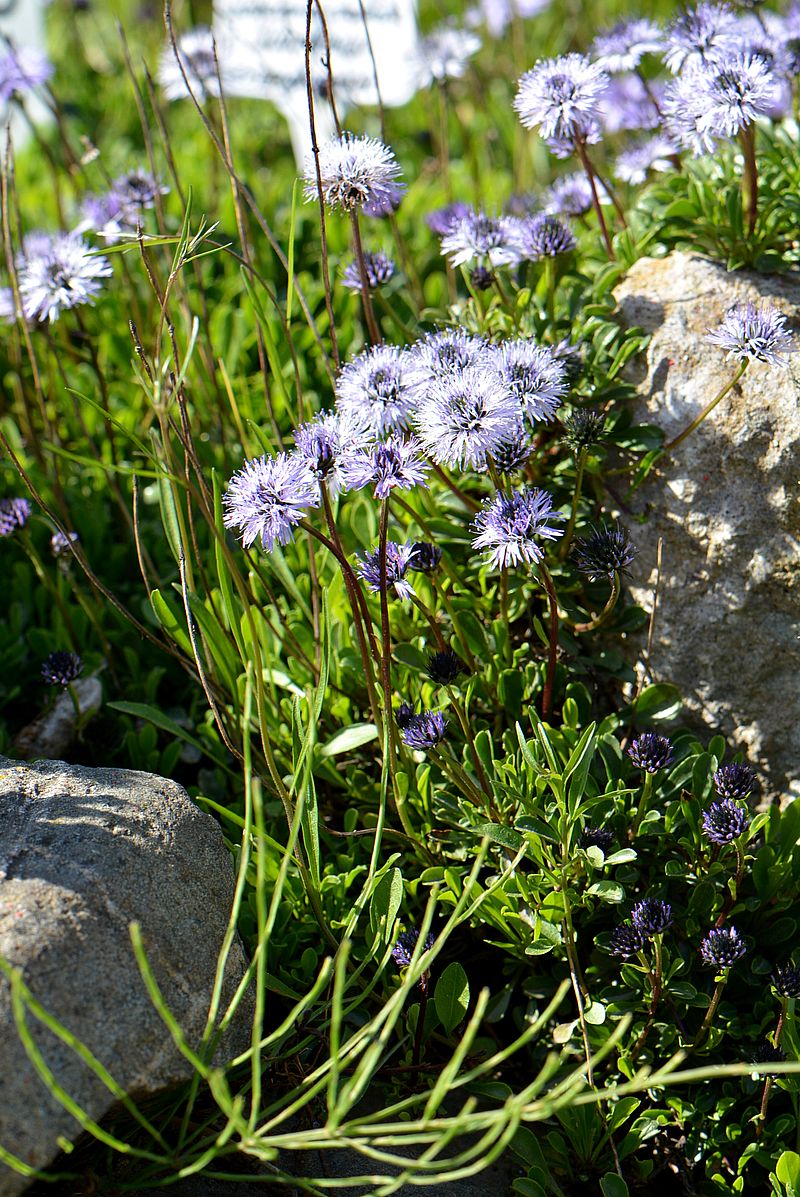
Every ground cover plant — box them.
[1,0,800,1193]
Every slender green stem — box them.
[434,746,486,806]
[572,572,621,634]
[628,936,663,1058]
[537,563,560,721]
[630,771,654,839]
[714,838,746,928]
[692,977,727,1048]
[559,448,587,560]
[665,360,748,452]
[756,998,789,1139]
[544,255,556,328]
[66,683,82,725]
[409,593,447,650]
[447,688,498,818]
[575,138,614,260]
[412,980,430,1067]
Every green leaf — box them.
[498,668,525,716]
[607,1097,640,1132]
[630,683,682,723]
[107,701,229,771]
[587,880,625,903]
[474,822,525,852]
[584,1000,606,1025]
[776,1151,800,1188]
[434,962,470,1035]
[318,723,378,758]
[600,1175,629,1197]
[369,868,403,948]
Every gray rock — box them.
[615,251,800,800]
[0,757,251,1197]
[13,676,103,761]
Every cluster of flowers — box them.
[223,325,571,556]
[608,895,748,970]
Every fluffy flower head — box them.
[18,232,112,323]
[342,251,395,292]
[336,344,415,437]
[514,54,609,144]
[304,133,404,214]
[412,366,520,470]
[702,798,750,844]
[223,452,320,551]
[491,340,568,424]
[0,45,53,100]
[706,301,792,365]
[574,524,636,580]
[472,487,564,570]
[41,651,82,687]
[400,708,448,751]
[342,436,429,499]
[592,19,664,73]
[700,925,746,968]
[0,497,31,537]
[440,210,522,267]
[357,542,417,600]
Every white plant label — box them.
[213,0,420,166]
[0,0,52,146]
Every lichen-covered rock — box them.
[615,251,800,801]
[0,758,251,1197]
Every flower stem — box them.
[692,977,727,1048]
[740,124,759,238]
[714,838,746,929]
[349,208,382,345]
[559,447,587,560]
[538,563,560,721]
[572,572,621,634]
[447,687,498,818]
[575,138,615,260]
[630,771,654,840]
[628,935,663,1057]
[756,997,789,1139]
[664,360,748,452]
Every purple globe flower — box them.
[771,963,800,998]
[514,213,577,261]
[606,925,645,958]
[335,344,415,438]
[440,209,522,268]
[514,54,609,145]
[408,541,443,574]
[490,340,568,424]
[472,487,565,570]
[357,542,417,600]
[702,799,750,844]
[400,709,448,751]
[426,650,466,686]
[664,54,777,154]
[411,366,520,470]
[573,524,636,581]
[713,762,757,801]
[0,46,54,101]
[304,133,405,214]
[564,409,606,449]
[391,928,434,968]
[396,701,416,729]
[491,428,533,475]
[631,898,673,936]
[342,435,429,500]
[404,329,488,401]
[627,733,673,774]
[706,302,792,366]
[592,18,664,73]
[41,651,82,687]
[663,3,741,74]
[342,251,395,292]
[293,409,367,497]
[615,137,676,185]
[426,201,472,237]
[0,497,32,537]
[700,925,746,968]
[223,452,320,551]
[51,529,79,558]
[18,232,113,324]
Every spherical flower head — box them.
[426,201,471,237]
[514,54,608,145]
[592,19,664,73]
[564,408,606,449]
[391,927,434,968]
[606,924,645,958]
[440,210,522,268]
[702,798,750,844]
[599,73,663,136]
[396,701,416,729]
[293,409,367,498]
[412,365,521,471]
[713,762,757,801]
[86,171,169,239]
[51,529,79,559]
[41,651,82,687]
[628,732,674,774]
[400,709,448,751]
[581,827,614,853]
[491,428,533,475]
[470,265,495,292]
[357,542,417,600]
[304,133,405,214]
[19,232,113,324]
[772,963,800,998]
[631,898,673,936]
[223,452,320,552]
[706,301,792,366]
[408,541,443,574]
[342,251,395,292]
[426,650,466,686]
[553,338,585,386]
[615,137,676,185]
[336,344,415,438]
[158,27,220,102]
[700,925,746,969]
[574,523,636,581]
[663,3,741,74]
[404,329,488,401]
[693,53,778,142]
[472,487,565,570]
[362,183,405,219]
[515,213,576,261]
[545,173,594,218]
[0,497,32,537]
[415,25,481,85]
[0,45,54,101]
[490,340,568,426]
[342,435,429,500]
